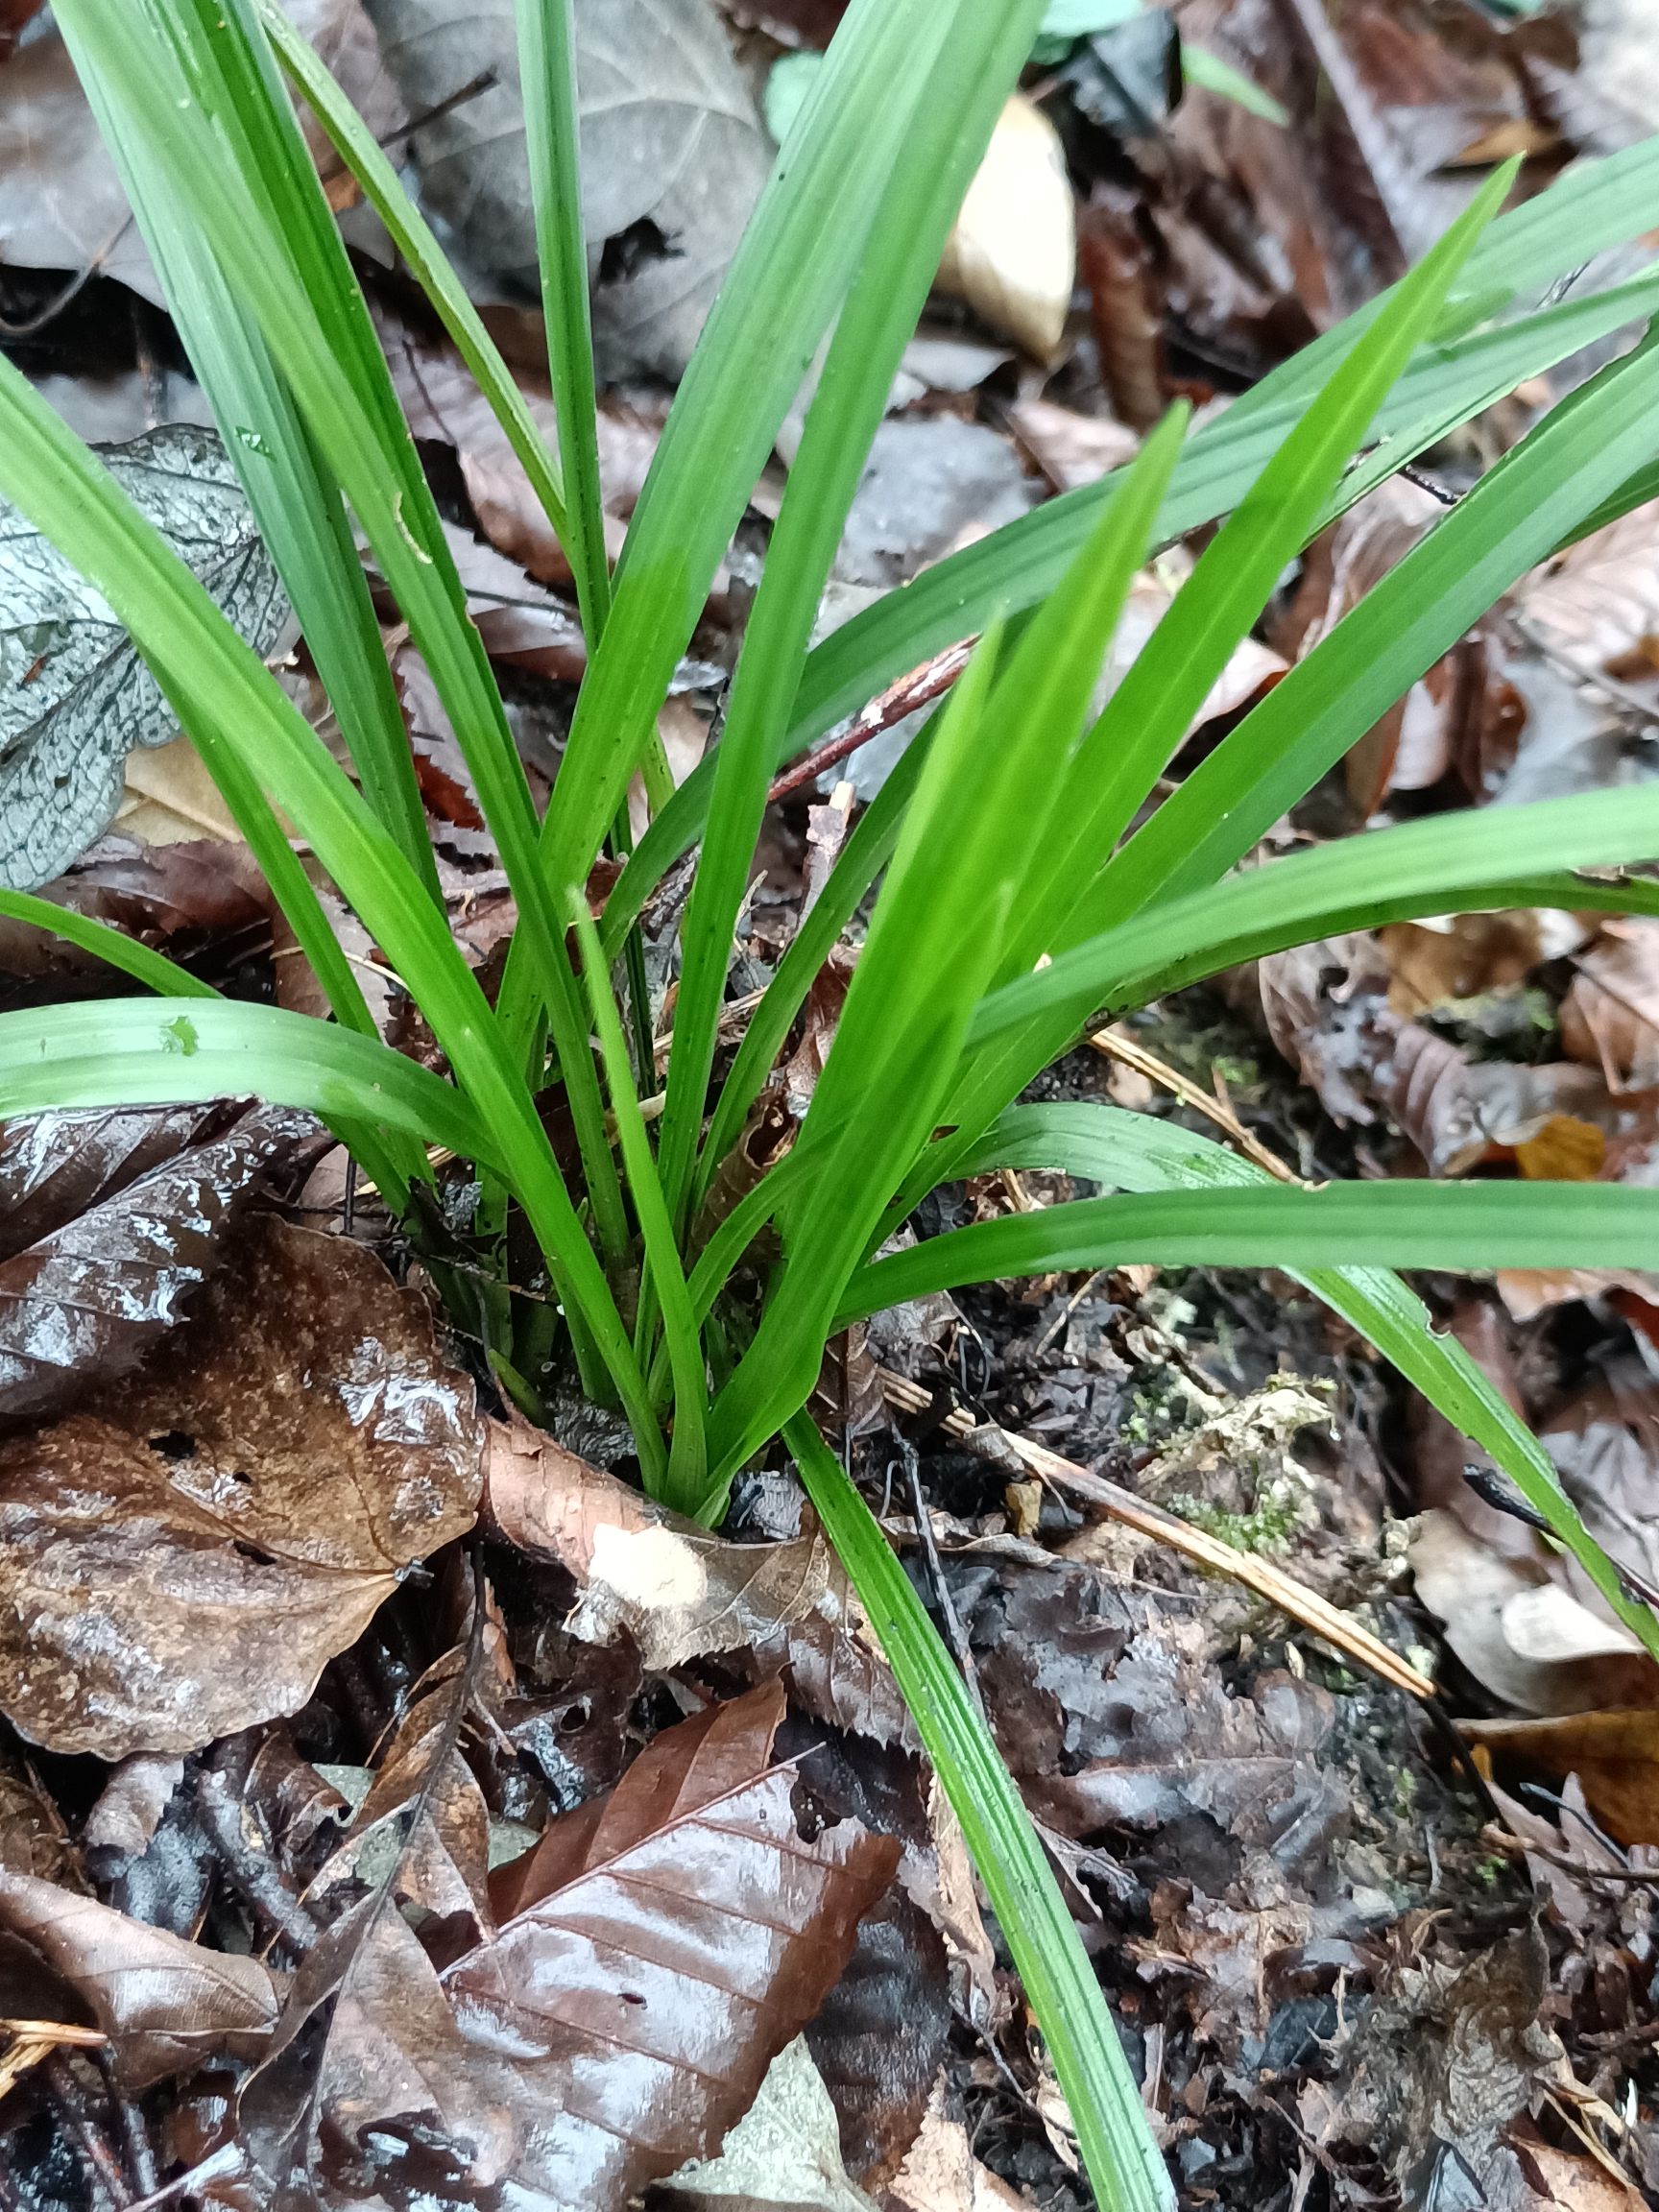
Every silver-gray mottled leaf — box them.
[360,0,773,379]
[0,425,289,891]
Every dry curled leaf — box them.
[0,1214,481,1758]
[0,1099,312,1423]
[486,1412,915,1745]
[0,1865,279,2090]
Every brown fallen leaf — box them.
[377,295,658,589]
[0,1214,481,1758]
[971,1559,1345,1868]
[1003,397,1141,495]
[486,1411,915,1745]
[1561,915,1659,1092]
[1518,496,1659,686]
[0,1099,313,1423]
[886,2080,1026,2212]
[1461,1709,1659,1849]
[291,1686,897,2211]
[307,1647,494,1959]
[1408,1507,1653,1717]
[0,1866,278,2090]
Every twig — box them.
[196,1764,320,1960]
[43,2055,130,2210]
[94,2052,157,2199]
[876,1365,1435,1701]
[897,1439,989,1723]
[766,638,976,805]
[1088,1026,1306,1185]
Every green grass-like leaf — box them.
[960,1101,1659,1663]
[787,1414,1174,2212]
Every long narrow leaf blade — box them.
[611,260,1659,941]
[972,781,1659,1051]
[1099,324,1659,921]
[0,1000,499,1168]
[657,0,1048,1228]
[837,1184,1659,1316]
[1011,164,1512,959]
[787,1415,1174,2212]
[959,1101,1659,1663]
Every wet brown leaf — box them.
[970,1562,1345,1870]
[0,1099,313,1423]
[0,1866,279,2090]
[0,1214,481,1758]
[297,1685,897,2210]
[308,1652,494,1957]
[0,837,274,1001]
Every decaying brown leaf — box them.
[307,1656,494,1957]
[886,2080,1025,2212]
[1519,495,1659,685]
[0,1214,481,1758]
[0,1866,279,2090]
[284,1685,898,2210]
[1298,1926,1569,2207]
[0,836,274,1000]
[0,1099,312,1423]
[486,1411,915,1745]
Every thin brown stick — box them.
[876,1365,1435,1701]
[1088,1026,1307,1185]
[766,637,976,805]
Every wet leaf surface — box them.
[0,427,290,889]
[246,1683,900,2210]
[0,1214,481,1757]
[0,1865,280,2090]
[0,1100,313,1423]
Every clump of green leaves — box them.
[7,5,1659,2205]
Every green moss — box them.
[1166,1484,1303,1555]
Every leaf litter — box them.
[12,0,1659,2204]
